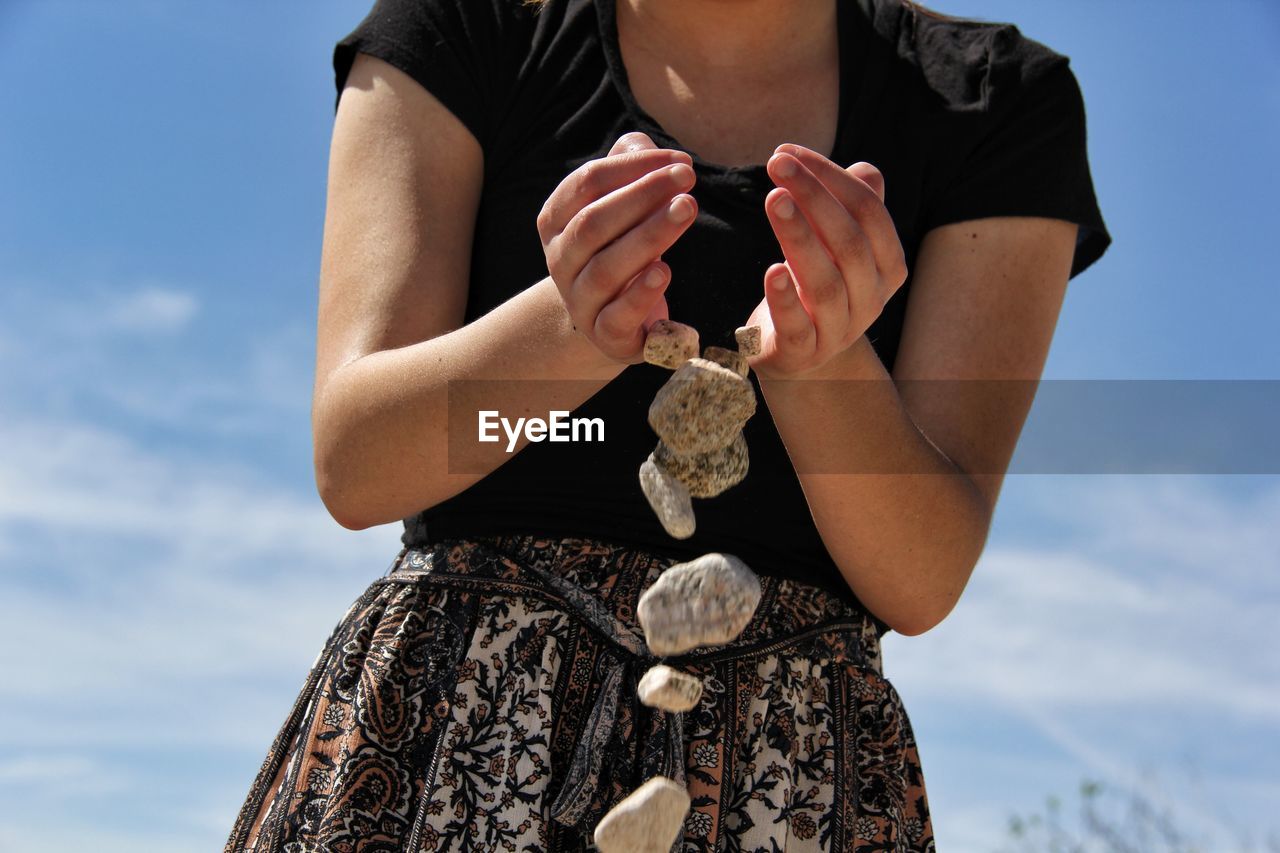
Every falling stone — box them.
[640,455,696,539]
[734,325,762,357]
[638,553,762,656]
[593,775,691,853]
[637,664,704,712]
[648,358,757,455]
[653,433,748,499]
[702,345,749,378]
[644,319,699,370]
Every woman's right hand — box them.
[537,132,698,366]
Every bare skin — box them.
[618,0,837,75]
[314,1,1080,636]
[616,0,840,166]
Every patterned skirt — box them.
[223,534,936,852]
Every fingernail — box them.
[645,267,666,288]
[775,194,795,219]
[668,196,694,223]
[667,163,694,184]
[774,155,796,178]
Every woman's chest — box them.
[621,53,841,167]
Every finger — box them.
[847,161,886,203]
[609,131,660,157]
[537,147,693,244]
[641,285,671,331]
[594,260,671,356]
[557,160,695,273]
[766,151,877,303]
[763,263,817,359]
[571,190,697,323]
[773,145,905,282]
[764,185,848,353]
[547,163,695,292]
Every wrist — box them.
[539,276,627,379]
[755,336,869,384]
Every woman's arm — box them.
[313,55,628,530]
[315,277,624,531]
[747,144,1076,636]
[761,217,1075,636]
[315,57,696,531]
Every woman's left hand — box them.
[744,144,909,379]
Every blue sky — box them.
[1,1,1277,850]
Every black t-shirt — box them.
[331,0,1112,631]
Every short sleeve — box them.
[917,25,1112,279]
[332,0,525,153]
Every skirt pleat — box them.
[224,534,936,852]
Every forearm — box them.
[757,335,991,636]
[314,275,625,529]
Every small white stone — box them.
[637,665,704,712]
[734,325,762,357]
[593,776,691,853]
[644,319,700,370]
[638,553,762,656]
[639,455,696,539]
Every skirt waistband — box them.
[379,533,884,676]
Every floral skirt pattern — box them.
[224,534,936,852]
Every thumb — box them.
[609,131,660,157]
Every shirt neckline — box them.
[594,0,877,180]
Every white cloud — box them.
[0,754,97,782]
[83,317,316,433]
[0,279,199,339]
[888,545,1280,718]
[0,278,312,434]
[97,285,199,333]
[885,477,1280,718]
[1016,475,1280,594]
[0,416,319,548]
[0,754,132,797]
[0,397,404,848]
[997,695,1242,844]
[0,412,404,750]
[0,279,383,768]
[0,822,208,853]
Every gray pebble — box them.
[647,358,757,455]
[702,345,749,378]
[653,433,749,499]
